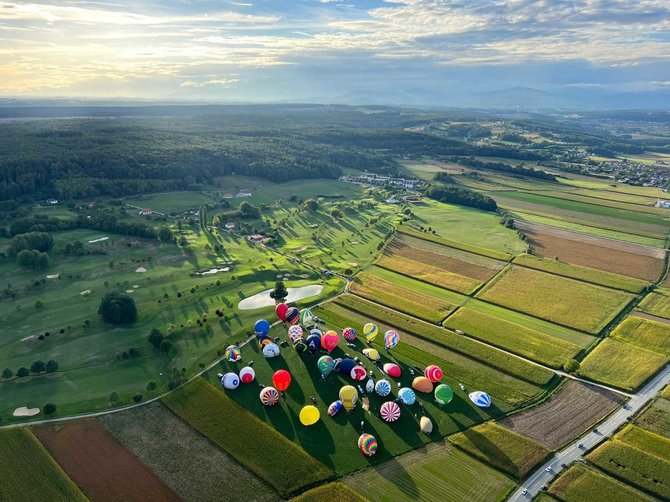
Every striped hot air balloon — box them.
[380,401,401,422]
[363,323,378,344]
[358,433,378,457]
[469,391,492,408]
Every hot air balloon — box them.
[327,400,342,417]
[224,345,241,362]
[350,365,367,381]
[272,369,292,392]
[321,330,339,352]
[339,385,358,412]
[362,348,380,362]
[254,319,270,337]
[398,387,416,406]
[365,378,375,394]
[383,363,402,378]
[306,333,321,353]
[363,323,378,344]
[275,303,288,321]
[310,328,323,337]
[469,391,492,408]
[384,329,399,350]
[260,387,279,406]
[262,343,280,358]
[285,307,300,325]
[287,324,303,343]
[424,364,443,383]
[258,336,272,347]
[294,340,307,354]
[299,405,320,426]
[299,308,314,326]
[375,379,392,397]
[239,366,255,384]
[412,376,433,393]
[221,372,240,390]
[342,327,357,342]
[380,401,401,422]
[337,358,357,376]
[420,416,433,435]
[317,355,335,378]
[434,384,454,405]
[358,433,378,457]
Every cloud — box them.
[180,78,239,87]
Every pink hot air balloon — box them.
[380,401,401,422]
[275,303,288,321]
[424,364,443,383]
[321,330,339,352]
[383,363,402,379]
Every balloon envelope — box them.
[362,348,380,362]
[299,405,320,426]
[299,308,314,326]
[384,329,400,350]
[434,384,454,405]
[224,345,241,362]
[412,376,433,393]
[358,433,378,457]
[254,319,270,337]
[275,303,288,321]
[398,387,416,406]
[350,365,367,381]
[260,387,279,406]
[285,307,300,325]
[339,385,358,412]
[375,379,392,397]
[337,358,357,376]
[287,325,303,343]
[420,416,433,435]
[327,400,342,417]
[365,378,375,393]
[221,372,240,390]
[294,340,307,354]
[310,328,323,337]
[317,355,335,377]
[306,333,321,353]
[239,366,255,384]
[363,323,378,343]
[380,401,401,422]
[469,391,492,408]
[321,330,339,352]
[424,364,443,383]
[262,343,281,358]
[342,327,357,341]
[383,363,402,378]
[272,369,292,392]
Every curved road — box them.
[508,363,670,501]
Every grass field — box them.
[291,483,368,502]
[548,463,654,502]
[0,428,87,502]
[477,266,634,333]
[344,441,515,502]
[397,226,515,261]
[610,317,670,356]
[124,191,219,215]
[443,308,585,368]
[448,422,550,479]
[578,338,669,391]
[638,288,670,320]
[99,402,278,502]
[635,398,670,438]
[523,190,669,216]
[162,378,332,497]
[513,254,649,293]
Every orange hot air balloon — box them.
[272,369,292,392]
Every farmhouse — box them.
[223,193,234,199]
[139,208,152,215]
[46,198,58,205]
[225,222,236,230]
[236,189,252,198]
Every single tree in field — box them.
[109,391,119,404]
[16,367,29,378]
[43,403,57,415]
[132,393,143,403]
[45,360,58,373]
[98,292,138,324]
[34,299,44,309]
[269,280,288,300]
[157,225,174,243]
[30,360,46,374]
[2,368,12,379]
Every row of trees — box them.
[2,359,58,379]
[425,185,498,212]
[451,157,557,181]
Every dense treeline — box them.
[452,157,556,181]
[425,184,498,212]
[9,232,54,255]
[8,213,156,239]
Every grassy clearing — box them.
[611,317,670,355]
[635,398,670,437]
[477,266,634,334]
[587,439,670,500]
[344,441,515,502]
[397,226,514,261]
[616,424,670,462]
[638,288,670,320]
[548,463,654,502]
[577,338,668,391]
[335,295,554,385]
[444,308,584,368]
[124,191,218,215]
[0,428,87,502]
[513,254,649,293]
[162,378,332,497]
[291,483,368,502]
[448,422,550,479]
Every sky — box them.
[1,0,669,105]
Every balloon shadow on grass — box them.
[287,403,337,470]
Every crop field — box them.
[616,425,670,462]
[397,226,514,261]
[610,317,670,356]
[292,483,368,502]
[548,463,654,502]
[162,378,332,496]
[517,222,665,280]
[638,288,670,320]
[344,441,515,502]
[477,266,634,333]
[33,419,179,501]
[522,190,668,216]
[513,254,649,293]
[0,428,87,502]
[635,398,670,438]
[99,402,278,502]
[568,188,660,206]
[500,380,626,448]
[448,422,550,479]
[586,438,670,499]
[577,338,669,391]
[443,308,585,368]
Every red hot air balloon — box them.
[272,369,292,392]
[321,330,339,352]
[275,303,288,321]
[284,307,300,325]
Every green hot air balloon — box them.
[434,383,454,406]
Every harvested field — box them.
[33,418,179,502]
[635,398,670,438]
[477,266,634,334]
[99,402,278,502]
[639,288,670,320]
[0,428,87,502]
[517,222,665,281]
[344,441,515,502]
[577,338,669,391]
[611,317,670,356]
[448,422,550,479]
[548,463,654,502]
[500,380,626,449]
[292,483,368,502]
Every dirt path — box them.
[632,311,670,325]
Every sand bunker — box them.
[136,267,147,273]
[126,289,134,293]
[46,274,60,279]
[238,284,323,310]
[13,407,40,417]
[80,290,91,296]
[192,267,229,277]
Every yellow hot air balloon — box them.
[362,348,381,362]
[339,385,358,413]
[299,405,320,426]
[363,323,378,344]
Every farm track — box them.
[632,311,670,325]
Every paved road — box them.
[507,363,670,501]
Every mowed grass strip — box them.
[477,266,634,333]
[448,422,550,479]
[639,288,670,320]
[397,226,514,261]
[344,441,515,502]
[162,378,332,497]
[635,398,670,438]
[611,317,670,356]
[444,308,584,368]
[335,295,553,385]
[513,254,648,293]
[0,428,88,502]
[578,338,668,391]
[548,463,654,502]
[616,424,670,462]
[291,483,368,502]
[587,438,670,500]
